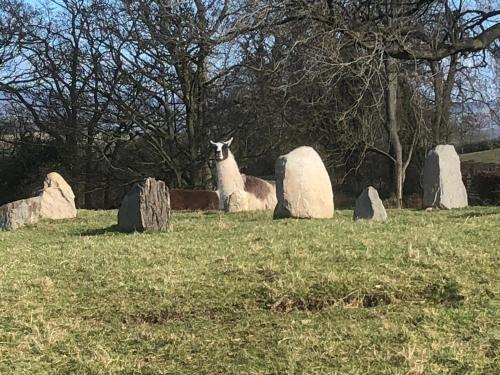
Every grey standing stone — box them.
[0,197,42,230]
[118,177,171,232]
[353,186,387,221]
[423,145,468,209]
[274,146,334,219]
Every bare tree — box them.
[105,0,254,188]
[264,0,500,207]
[1,0,123,206]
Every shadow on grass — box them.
[78,225,121,236]
[78,225,169,236]
[171,210,221,220]
[171,209,219,214]
[201,210,221,216]
[449,211,499,219]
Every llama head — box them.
[210,137,233,161]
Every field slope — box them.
[1,208,499,374]
[460,148,500,164]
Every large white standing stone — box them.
[353,186,387,221]
[423,145,468,209]
[274,146,334,219]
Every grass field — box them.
[460,148,500,164]
[1,208,499,374]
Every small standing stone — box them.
[353,186,387,221]
[118,177,171,232]
[423,145,468,209]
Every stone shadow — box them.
[448,211,499,219]
[78,225,121,236]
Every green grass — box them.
[460,148,500,164]
[1,208,499,374]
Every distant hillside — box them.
[460,148,500,165]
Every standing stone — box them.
[274,146,334,219]
[118,177,171,232]
[0,197,42,230]
[0,172,76,230]
[226,190,249,213]
[39,172,77,219]
[353,186,387,221]
[43,172,76,200]
[423,145,468,209]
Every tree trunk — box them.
[431,61,444,143]
[184,51,209,188]
[103,174,112,209]
[430,55,458,144]
[385,57,404,208]
[186,103,205,188]
[83,127,95,208]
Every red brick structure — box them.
[170,189,219,210]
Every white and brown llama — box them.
[210,138,277,212]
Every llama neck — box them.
[216,151,244,194]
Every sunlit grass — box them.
[1,207,499,374]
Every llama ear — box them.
[225,137,233,147]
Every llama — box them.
[210,138,277,212]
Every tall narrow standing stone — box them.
[423,145,468,209]
[353,186,387,221]
[118,177,171,232]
